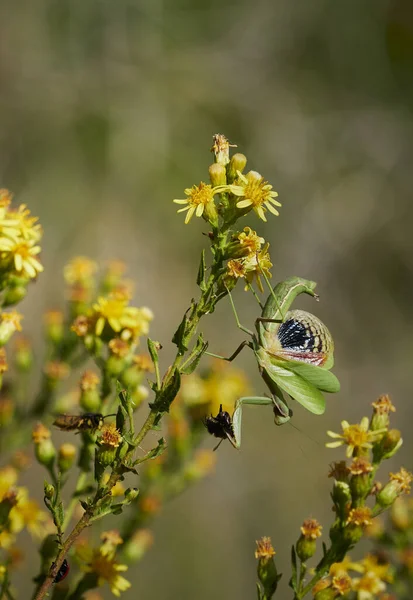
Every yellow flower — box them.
[349,457,373,476]
[100,530,123,558]
[236,227,265,255]
[326,417,386,457]
[346,507,373,528]
[231,170,281,222]
[80,370,100,391]
[173,182,228,224]
[300,518,322,540]
[0,466,18,498]
[330,555,358,577]
[389,467,413,495]
[76,541,131,597]
[0,311,23,344]
[331,574,352,595]
[32,423,51,444]
[10,204,42,242]
[92,294,153,339]
[203,361,250,416]
[359,554,393,583]
[372,395,396,415]
[352,571,386,599]
[102,473,125,497]
[8,241,43,279]
[108,338,130,357]
[8,487,47,537]
[64,256,98,285]
[255,536,276,560]
[100,423,122,448]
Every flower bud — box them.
[79,371,101,412]
[227,153,247,182]
[105,355,126,378]
[209,163,227,187]
[123,529,154,562]
[33,423,56,468]
[3,278,28,307]
[296,536,316,562]
[0,311,23,345]
[374,429,403,462]
[371,395,395,431]
[124,488,139,502]
[44,311,64,344]
[390,497,410,530]
[255,537,280,597]
[58,444,76,473]
[13,336,33,371]
[331,481,351,517]
[211,133,232,166]
[44,481,55,500]
[314,589,336,600]
[121,365,143,389]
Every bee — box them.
[203,404,237,451]
[53,413,116,432]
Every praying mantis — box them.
[205,276,340,449]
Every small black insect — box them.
[203,404,237,450]
[52,559,70,583]
[53,413,116,432]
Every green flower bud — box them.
[209,163,227,187]
[331,481,351,517]
[96,445,117,467]
[376,468,412,509]
[255,537,280,597]
[14,337,33,372]
[106,355,126,377]
[227,153,247,182]
[44,481,55,500]
[44,311,64,344]
[202,200,219,228]
[123,529,154,562]
[58,443,76,473]
[33,423,56,468]
[374,429,403,461]
[342,524,364,545]
[296,536,316,562]
[350,474,371,500]
[125,488,139,502]
[3,278,28,307]
[314,589,336,600]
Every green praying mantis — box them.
[205,276,340,449]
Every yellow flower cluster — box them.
[72,289,153,345]
[75,532,131,597]
[0,466,47,549]
[313,553,393,599]
[0,190,43,280]
[226,227,272,292]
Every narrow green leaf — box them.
[149,369,181,414]
[196,249,207,290]
[289,545,298,592]
[147,338,160,367]
[181,335,208,375]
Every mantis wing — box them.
[232,397,274,448]
[265,363,326,415]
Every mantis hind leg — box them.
[205,340,252,362]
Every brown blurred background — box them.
[1,0,413,597]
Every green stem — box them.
[62,471,88,530]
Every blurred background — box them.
[1,0,413,597]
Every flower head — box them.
[389,467,412,495]
[231,170,281,222]
[300,518,322,540]
[75,540,131,597]
[100,423,122,448]
[326,417,386,457]
[346,507,373,528]
[255,536,276,560]
[64,257,98,285]
[349,457,373,476]
[372,395,395,415]
[173,182,228,224]
[331,574,352,595]
[352,571,386,599]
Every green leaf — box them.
[147,337,160,367]
[181,335,208,375]
[172,313,189,355]
[149,369,181,414]
[278,360,340,393]
[289,545,298,592]
[196,249,207,291]
[265,364,326,415]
